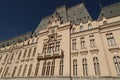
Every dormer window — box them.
[72,28,76,33]
[32,39,34,43]
[7,42,9,46]
[27,40,30,45]
[80,25,83,31]
[2,44,4,47]
[103,21,108,25]
[88,23,92,29]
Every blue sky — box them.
[0,0,119,41]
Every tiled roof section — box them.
[0,31,32,48]
[67,3,92,25]
[33,16,52,35]
[33,3,92,34]
[98,2,120,20]
[33,5,68,35]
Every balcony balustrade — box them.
[37,49,63,60]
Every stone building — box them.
[0,2,120,80]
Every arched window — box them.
[73,59,77,76]
[72,28,76,33]
[72,39,76,50]
[12,66,17,77]
[35,61,40,76]
[27,40,30,45]
[27,48,32,58]
[32,39,34,43]
[51,59,55,76]
[59,58,64,75]
[17,52,22,60]
[0,67,3,75]
[32,47,36,57]
[4,67,9,77]
[23,49,27,58]
[46,62,51,76]
[103,21,108,25]
[36,38,39,43]
[0,55,2,61]
[41,61,46,76]
[93,57,101,75]
[88,23,92,29]
[10,53,14,61]
[113,56,120,75]
[28,64,33,76]
[22,65,27,77]
[82,58,88,76]
[80,25,83,31]
[80,37,86,49]
[89,35,96,47]
[4,54,8,62]
[17,65,22,77]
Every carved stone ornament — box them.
[80,51,88,56]
[109,47,120,53]
[50,12,60,26]
[90,49,99,54]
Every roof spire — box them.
[97,0,102,8]
[82,0,85,3]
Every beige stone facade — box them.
[0,2,120,80]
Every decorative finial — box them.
[97,0,102,8]
[82,0,85,3]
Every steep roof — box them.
[33,3,92,35]
[98,2,120,20]
[67,3,92,25]
[0,31,32,48]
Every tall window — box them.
[28,64,33,76]
[0,67,3,75]
[59,58,64,75]
[41,61,46,76]
[103,21,108,25]
[27,48,32,57]
[43,44,47,53]
[73,59,77,76]
[32,47,36,57]
[46,62,51,76]
[88,23,92,29]
[80,25,83,31]
[35,61,40,76]
[89,35,96,47]
[12,66,17,77]
[72,39,76,50]
[17,52,22,60]
[106,33,116,46]
[80,37,86,49]
[82,58,88,76]
[93,57,101,75]
[10,53,14,61]
[48,44,51,53]
[23,49,27,58]
[113,56,120,75]
[32,39,34,43]
[0,55,2,61]
[22,65,27,77]
[17,65,22,77]
[56,42,60,52]
[27,40,30,45]
[51,59,55,76]
[4,67,9,77]
[72,28,76,33]
[4,54,8,62]
[51,43,55,52]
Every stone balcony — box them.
[37,49,63,60]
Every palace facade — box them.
[0,2,120,80]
